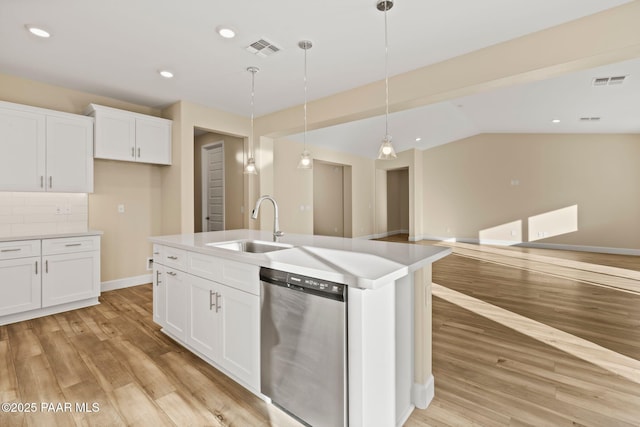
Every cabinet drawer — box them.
[221,259,259,295]
[42,235,100,255]
[0,240,41,260]
[162,246,187,270]
[187,251,223,281]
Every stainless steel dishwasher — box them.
[260,267,348,427]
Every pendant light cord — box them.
[384,4,389,138]
[303,46,308,150]
[250,70,255,156]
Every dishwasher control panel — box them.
[260,267,346,301]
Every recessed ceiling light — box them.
[551,119,561,123]
[415,137,422,141]
[159,70,174,79]
[217,26,236,39]
[25,25,50,38]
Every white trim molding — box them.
[412,374,435,409]
[101,274,152,292]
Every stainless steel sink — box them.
[207,239,293,254]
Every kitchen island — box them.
[150,230,450,427]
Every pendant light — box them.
[297,40,313,169]
[377,0,397,160]
[244,66,259,175]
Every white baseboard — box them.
[396,404,416,427]
[0,298,99,326]
[418,235,640,256]
[412,374,435,409]
[101,274,152,292]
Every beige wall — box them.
[0,73,164,282]
[387,168,409,233]
[273,138,375,237]
[193,132,244,232]
[422,133,640,250]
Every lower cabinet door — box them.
[152,264,166,327]
[187,275,221,361]
[0,257,41,316]
[219,284,260,389]
[164,269,188,340]
[42,251,99,307]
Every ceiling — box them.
[1,0,636,157]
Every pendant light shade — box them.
[244,66,259,175]
[297,40,313,169]
[376,0,397,160]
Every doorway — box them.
[386,168,409,236]
[193,129,245,233]
[201,142,224,232]
[313,160,352,237]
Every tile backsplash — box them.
[0,192,88,238]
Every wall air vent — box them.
[246,39,281,57]
[592,75,627,86]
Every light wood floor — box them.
[1,236,639,426]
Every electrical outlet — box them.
[118,204,125,214]
[146,257,153,271]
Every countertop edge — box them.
[150,231,451,289]
[0,230,104,243]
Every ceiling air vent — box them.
[579,117,601,121]
[246,39,281,57]
[592,75,627,86]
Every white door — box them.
[0,257,41,316]
[219,284,260,389]
[205,145,224,232]
[0,106,46,191]
[187,275,221,361]
[42,251,100,307]
[45,115,94,192]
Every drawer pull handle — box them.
[215,292,222,313]
[41,176,44,188]
[138,147,141,158]
[35,260,38,275]
[1,248,21,252]
[65,243,82,247]
[153,252,160,255]
[210,291,216,310]
[156,270,162,286]
[49,176,53,188]
[167,256,178,260]
[167,271,177,276]
[45,260,48,273]
[131,147,135,158]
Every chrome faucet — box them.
[251,195,284,241]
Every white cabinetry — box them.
[0,101,93,193]
[153,246,260,391]
[41,236,100,307]
[0,240,41,317]
[86,104,171,165]
[0,235,101,326]
[164,268,188,340]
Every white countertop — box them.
[149,230,451,289]
[0,230,103,243]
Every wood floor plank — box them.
[0,340,19,402]
[155,390,222,427]
[110,382,174,427]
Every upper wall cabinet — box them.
[85,104,172,165]
[0,101,93,193]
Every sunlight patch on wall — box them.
[528,205,578,242]
[479,220,523,244]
